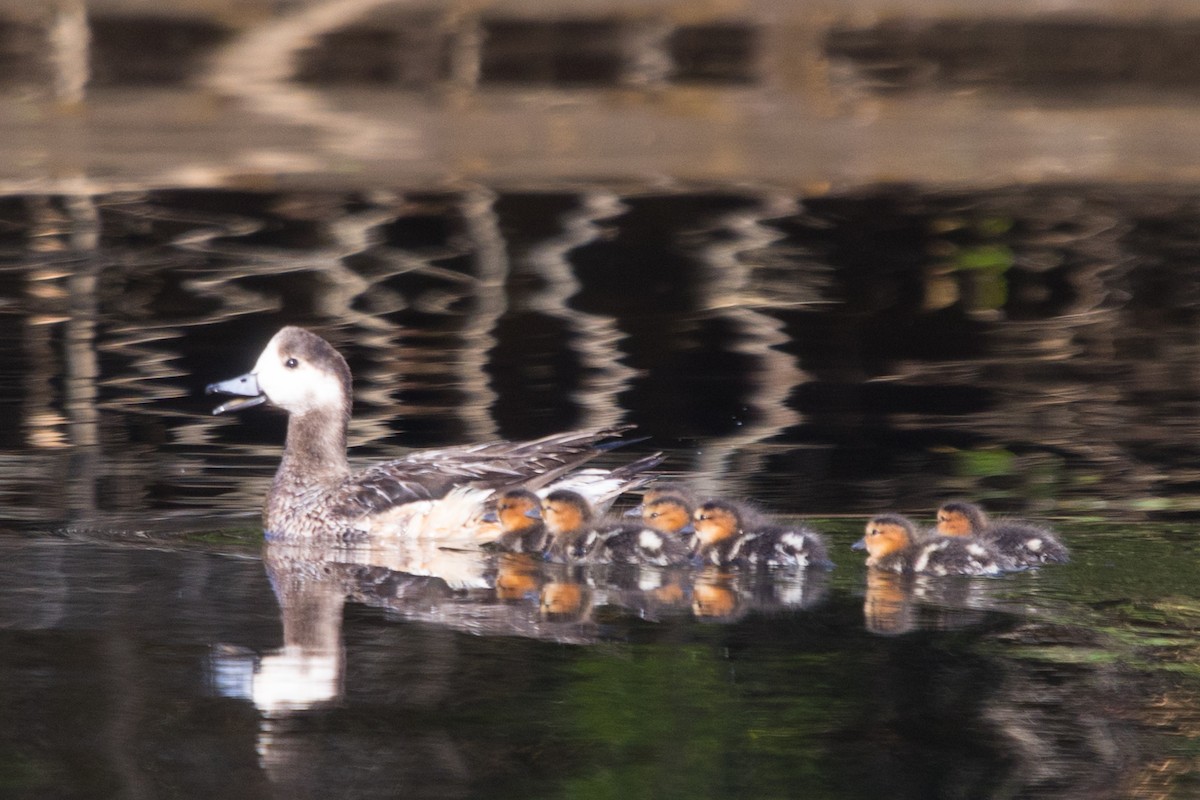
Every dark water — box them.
[3,186,1200,798]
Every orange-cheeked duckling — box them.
[639,495,695,545]
[691,500,833,569]
[541,489,693,566]
[936,501,1068,568]
[484,489,549,554]
[853,514,1003,576]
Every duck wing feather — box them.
[330,425,639,520]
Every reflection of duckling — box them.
[861,569,917,636]
[691,569,743,620]
[493,553,543,601]
[854,514,1003,576]
[691,500,833,569]
[539,580,590,622]
[542,490,693,566]
[936,501,1069,567]
[485,489,548,554]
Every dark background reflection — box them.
[0,185,1198,528]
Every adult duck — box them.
[207,326,657,544]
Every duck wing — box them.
[331,426,640,520]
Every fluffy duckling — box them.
[639,495,695,544]
[206,326,659,544]
[691,500,832,569]
[640,482,699,508]
[936,501,1068,568]
[484,489,548,554]
[853,514,1003,576]
[541,489,692,566]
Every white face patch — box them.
[253,334,346,415]
[1026,538,1044,552]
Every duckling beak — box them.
[206,372,267,415]
[481,510,498,523]
[525,507,542,519]
[851,537,866,551]
[622,505,644,517]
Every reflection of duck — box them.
[206,326,657,543]
[854,514,1003,576]
[493,553,544,601]
[541,489,693,566]
[691,569,744,621]
[485,489,548,554]
[691,500,833,569]
[861,569,917,636]
[936,501,1069,568]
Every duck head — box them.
[488,489,543,532]
[540,489,593,537]
[853,514,915,566]
[692,500,741,548]
[642,496,694,536]
[935,501,989,537]
[207,326,352,419]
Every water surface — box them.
[2,185,1200,798]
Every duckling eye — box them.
[284,357,299,369]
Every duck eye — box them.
[284,357,299,369]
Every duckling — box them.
[691,500,833,569]
[484,489,548,554]
[640,482,699,508]
[639,495,695,544]
[541,489,692,566]
[206,326,660,543]
[853,514,1003,576]
[936,501,1068,568]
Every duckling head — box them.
[692,500,741,548]
[493,489,543,532]
[853,514,915,566]
[936,501,989,537]
[642,483,696,506]
[541,489,593,537]
[642,496,694,535]
[208,327,352,421]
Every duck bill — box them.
[851,538,867,551]
[206,372,267,415]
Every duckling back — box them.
[702,524,832,569]
[588,522,694,567]
[988,521,1069,566]
[876,535,1003,577]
